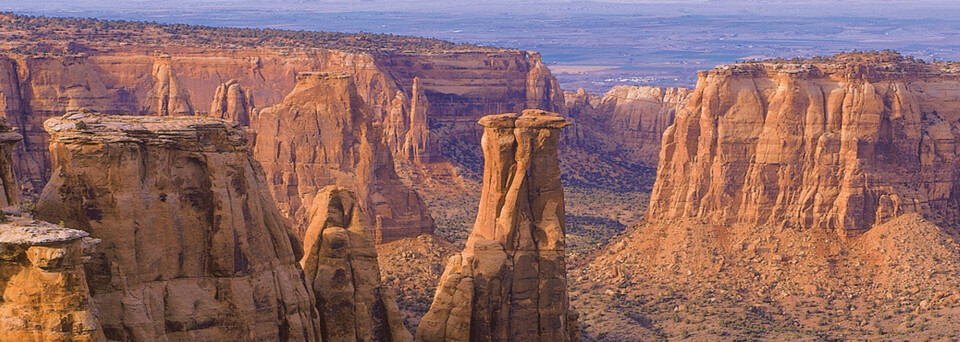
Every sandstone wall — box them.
[253,72,434,243]
[417,110,578,342]
[648,58,960,236]
[36,112,321,341]
[0,48,565,242]
[375,51,565,148]
[301,186,411,342]
[0,220,104,342]
[565,85,690,167]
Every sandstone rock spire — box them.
[301,186,412,342]
[210,79,254,125]
[401,77,436,164]
[416,109,578,342]
[151,54,193,116]
[36,111,321,341]
[254,72,434,243]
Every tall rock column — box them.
[36,111,321,342]
[301,186,411,342]
[210,79,254,126]
[417,109,578,342]
[151,54,193,116]
[401,77,437,164]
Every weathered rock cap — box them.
[478,110,570,129]
[478,113,518,128]
[296,71,353,82]
[516,109,570,129]
[0,217,89,245]
[44,109,247,152]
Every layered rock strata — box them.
[36,111,321,341]
[648,53,960,236]
[0,218,104,342]
[301,186,411,342]
[564,86,690,166]
[0,46,564,202]
[417,110,578,342]
[254,72,434,243]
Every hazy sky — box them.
[6,0,960,19]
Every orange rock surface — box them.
[648,52,960,236]
[301,186,411,342]
[417,110,578,342]
[36,111,321,341]
[253,72,434,243]
[0,219,104,342]
[565,86,690,167]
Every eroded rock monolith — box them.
[416,109,578,342]
[36,111,321,341]
[301,186,411,342]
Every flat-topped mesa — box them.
[648,51,960,237]
[0,218,104,341]
[417,109,578,342]
[254,71,434,243]
[36,111,321,341]
[301,186,411,342]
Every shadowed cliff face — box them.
[648,57,960,236]
[36,112,321,342]
[253,72,435,243]
[417,110,578,342]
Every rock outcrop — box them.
[0,219,104,342]
[254,72,434,243]
[36,111,321,341]
[564,86,690,166]
[417,110,578,342]
[401,77,437,164]
[210,79,254,126]
[0,119,21,207]
[374,51,566,153]
[648,52,960,236]
[151,54,194,116]
[301,186,411,342]
[0,46,565,201]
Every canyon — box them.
[3,11,960,342]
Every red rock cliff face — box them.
[0,47,565,241]
[374,51,565,147]
[254,72,434,243]
[565,86,690,167]
[36,112,321,342]
[648,56,960,236]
